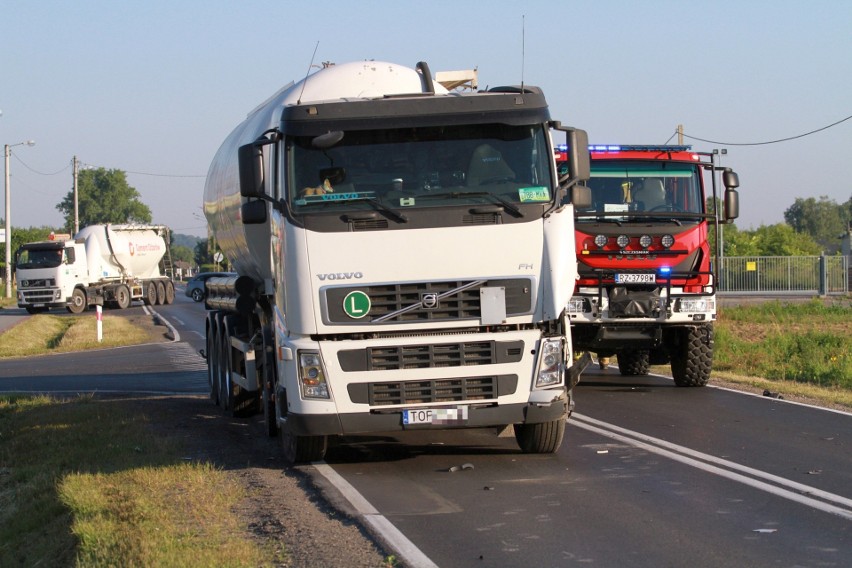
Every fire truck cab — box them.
[559,144,740,386]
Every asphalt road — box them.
[1,294,849,567]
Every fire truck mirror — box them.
[722,169,739,189]
[724,188,739,222]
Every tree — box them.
[720,222,821,256]
[56,168,152,233]
[783,195,850,254]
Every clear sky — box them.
[2,0,850,238]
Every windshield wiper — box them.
[418,191,523,217]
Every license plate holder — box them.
[403,406,469,426]
[614,273,656,284]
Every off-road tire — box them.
[514,419,565,454]
[617,350,650,376]
[671,324,713,387]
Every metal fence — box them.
[718,256,849,295]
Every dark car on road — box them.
[185,272,236,302]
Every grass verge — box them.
[0,313,156,358]
[0,395,276,567]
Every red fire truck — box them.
[557,144,740,386]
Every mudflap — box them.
[567,351,592,390]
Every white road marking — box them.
[571,413,852,521]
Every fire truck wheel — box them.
[617,350,650,376]
[671,324,713,387]
[67,288,87,314]
[514,418,565,454]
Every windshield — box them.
[580,161,704,220]
[16,247,64,269]
[288,124,553,213]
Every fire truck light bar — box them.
[555,144,693,153]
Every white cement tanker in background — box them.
[15,224,175,314]
[202,60,593,463]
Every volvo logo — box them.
[317,272,363,281]
[421,292,439,309]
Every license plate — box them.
[403,406,469,425]
[614,273,655,284]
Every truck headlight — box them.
[535,337,564,388]
[677,298,715,312]
[298,351,330,399]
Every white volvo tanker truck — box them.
[202,60,592,463]
[15,224,175,314]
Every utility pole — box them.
[677,124,684,145]
[73,155,80,234]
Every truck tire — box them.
[145,282,157,305]
[281,428,328,464]
[165,281,175,304]
[207,313,221,406]
[514,419,565,453]
[276,389,327,463]
[617,350,650,376]
[156,281,166,305]
[671,324,713,387]
[115,284,131,309]
[261,326,278,437]
[67,288,87,314]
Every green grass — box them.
[0,395,275,567]
[714,298,851,391]
[0,314,152,358]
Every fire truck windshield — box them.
[579,161,704,221]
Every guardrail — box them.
[718,256,849,295]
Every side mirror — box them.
[238,142,265,198]
[241,200,268,225]
[66,248,76,264]
[723,169,739,190]
[724,188,739,222]
[571,185,592,209]
[567,129,590,181]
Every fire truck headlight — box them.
[535,337,564,388]
[661,234,675,249]
[639,234,653,249]
[677,298,716,313]
[616,234,630,248]
[594,234,608,249]
[567,297,587,313]
[298,351,330,399]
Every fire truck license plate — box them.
[615,273,656,284]
[403,406,469,425]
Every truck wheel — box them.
[207,313,220,406]
[671,324,713,387]
[617,350,650,376]
[217,326,230,411]
[281,428,328,464]
[67,288,87,314]
[115,284,131,309]
[514,419,565,453]
[156,281,166,305]
[261,326,278,437]
[276,389,327,463]
[164,281,175,304]
[145,282,157,305]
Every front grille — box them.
[325,278,533,324]
[21,290,58,302]
[338,339,524,371]
[346,374,518,406]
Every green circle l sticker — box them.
[343,291,371,319]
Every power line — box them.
[681,113,852,146]
[11,153,70,176]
